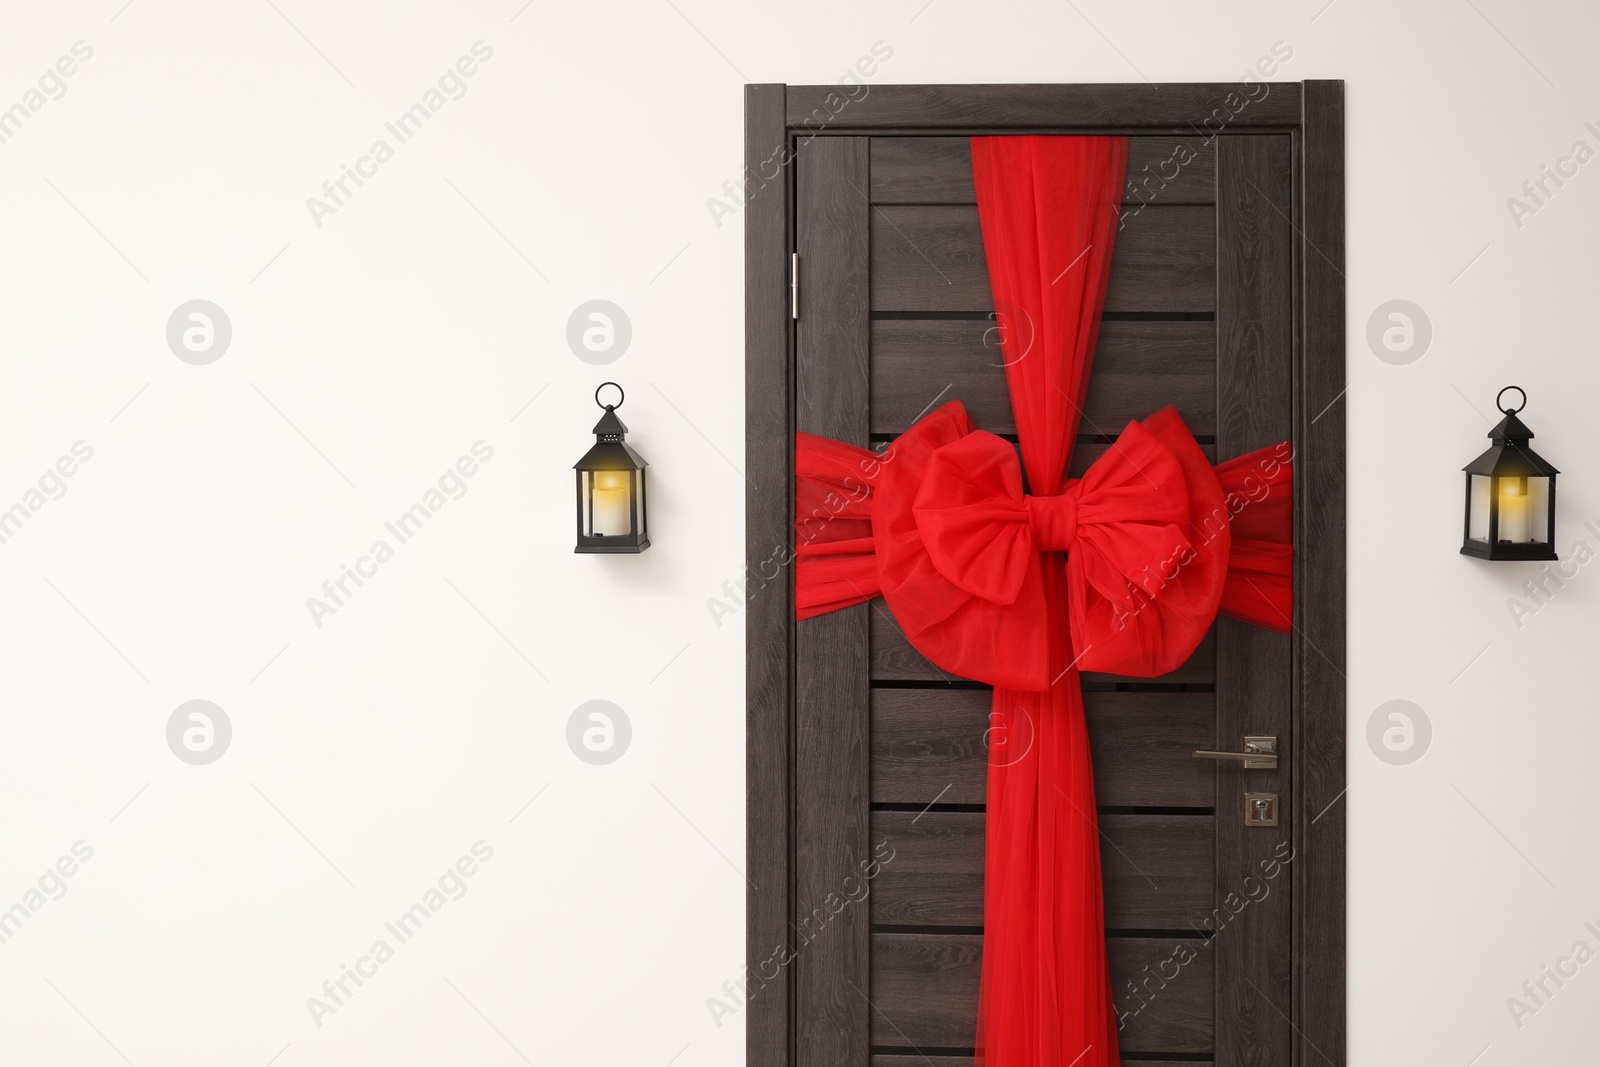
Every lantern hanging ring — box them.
[596,382,625,410]
[1496,386,1526,415]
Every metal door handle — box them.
[1191,735,1277,769]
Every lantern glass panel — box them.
[589,469,635,537]
[580,472,593,537]
[1529,475,1551,544]
[1467,474,1490,542]
[637,470,647,539]
[1502,474,1553,545]
[1496,475,1527,543]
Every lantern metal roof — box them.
[1461,410,1560,479]
[575,406,649,471]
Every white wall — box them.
[1,0,1596,1063]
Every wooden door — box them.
[746,84,1346,1067]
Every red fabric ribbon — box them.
[792,135,1293,1067]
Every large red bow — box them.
[868,400,1232,690]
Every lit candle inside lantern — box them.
[1498,480,1529,543]
[592,472,631,536]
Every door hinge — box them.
[790,253,800,320]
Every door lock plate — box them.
[1244,792,1279,827]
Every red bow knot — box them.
[1024,491,1079,552]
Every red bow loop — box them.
[1067,420,1196,620]
[912,431,1040,606]
[1067,406,1231,678]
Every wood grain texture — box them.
[870,687,1216,808]
[870,608,1216,686]
[1214,133,1296,1067]
[871,318,1216,435]
[744,83,792,1067]
[870,811,1214,928]
[794,135,872,1067]
[869,204,1215,313]
[786,82,1304,131]
[1295,79,1347,1067]
[871,135,1217,205]
[870,932,1215,1052]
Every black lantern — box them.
[1461,386,1559,561]
[575,382,649,554]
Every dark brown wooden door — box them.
[791,130,1295,1067]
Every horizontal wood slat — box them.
[870,610,1216,686]
[871,811,1213,928]
[871,932,1214,1051]
[871,136,1217,205]
[871,687,1216,808]
[870,204,1214,313]
[871,318,1216,436]
[1070,440,1218,476]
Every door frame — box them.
[744,81,1346,1067]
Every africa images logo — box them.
[305,841,494,1028]
[305,41,495,228]
[305,442,494,628]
